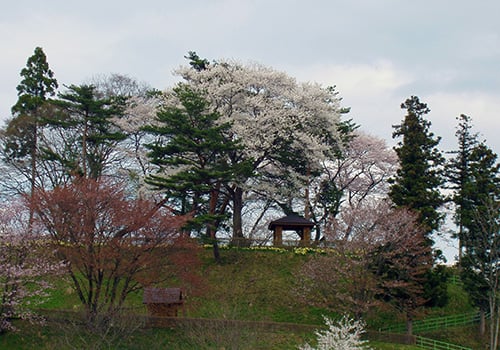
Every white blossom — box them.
[299,315,372,350]
[174,59,343,194]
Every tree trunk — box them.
[492,302,500,350]
[206,225,220,262]
[232,186,244,239]
[28,119,38,232]
[479,308,486,336]
[212,240,220,262]
[406,313,413,336]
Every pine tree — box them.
[49,84,126,179]
[389,96,445,245]
[4,47,58,195]
[446,114,480,262]
[144,84,249,261]
[459,143,500,341]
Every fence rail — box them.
[379,312,481,333]
[36,309,475,349]
[415,336,472,350]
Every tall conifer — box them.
[389,96,445,246]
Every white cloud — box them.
[283,61,414,146]
[288,61,412,94]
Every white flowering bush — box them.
[299,315,372,350]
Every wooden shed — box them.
[143,287,183,317]
[268,214,315,246]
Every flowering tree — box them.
[367,204,432,335]
[91,73,161,183]
[170,57,344,240]
[114,92,161,181]
[239,131,397,242]
[31,178,190,322]
[307,132,397,239]
[297,200,432,334]
[299,315,371,350]
[0,201,63,333]
[295,250,379,318]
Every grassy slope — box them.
[2,246,484,349]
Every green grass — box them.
[369,342,421,349]
[0,320,426,350]
[37,276,81,310]
[1,247,484,349]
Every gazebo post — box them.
[301,227,311,246]
[273,226,283,246]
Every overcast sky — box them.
[2,0,499,151]
[1,0,499,259]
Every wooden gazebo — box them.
[143,287,183,317]
[268,214,315,246]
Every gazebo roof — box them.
[268,214,315,231]
[143,287,183,305]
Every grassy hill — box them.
[1,245,487,349]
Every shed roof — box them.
[143,287,183,304]
[268,214,315,230]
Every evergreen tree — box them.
[3,47,58,195]
[459,143,500,341]
[389,96,445,246]
[48,84,126,179]
[144,84,250,261]
[446,114,480,262]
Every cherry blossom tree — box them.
[307,132,398,239]
[31,178,190,323]
[367,205,432,335]
[297,200,432,334]
[299,315,371,350]
[0,201,63,333]
[170,57,345,240]
[91,73,161,184]
[295,249,379,318]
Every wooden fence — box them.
[37,309,476,349]
[415,336,472,350]
[379,312,481,333]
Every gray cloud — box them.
[1,0,499,155]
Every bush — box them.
[299,315,371,350]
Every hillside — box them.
[1,245,488,349]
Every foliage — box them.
[368,205,433,335]
[308,131,398,239]
[299,315,371,350]
[422,265,450,308]
[446,114,480,261]
[458,141,499,342]
[31,178,190,322]
[2,46,58,198]
[298,200,433,329]
[47,84,127,180]
[0,201,63,333]
[389,96,444,243]
[175,54,345,240]
[144,84,249,260]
